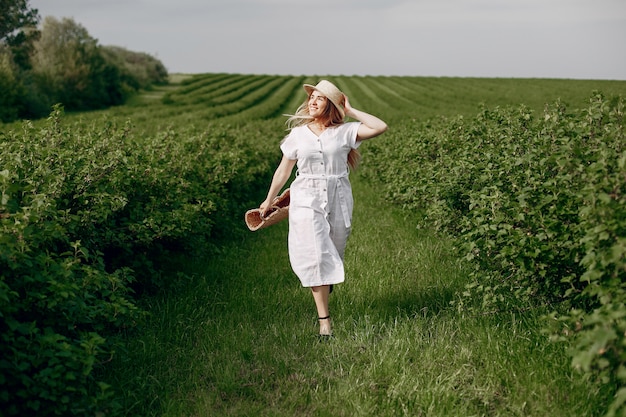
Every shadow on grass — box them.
[337,280,460,326]
[375,284,458,320]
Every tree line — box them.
[0,0,168,123]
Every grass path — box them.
[110,173,605,416]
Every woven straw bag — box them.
[245,188,290,231]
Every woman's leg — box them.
[311,285,332,335]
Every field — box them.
[1,74,625,416]
[100,73,626,124]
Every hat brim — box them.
[303,84,315,95]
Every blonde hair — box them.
[284,94,361,170]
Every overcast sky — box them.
[30,0,626,80]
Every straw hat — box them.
[303,80,345,119]
[245,188,290,231]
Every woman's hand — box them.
[259,199,272,217]
[343,94,388,141]
[343,94,355,118]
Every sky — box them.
[29,0,626,80]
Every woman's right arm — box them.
[260,156,296,215]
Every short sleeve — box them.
[346,122,362,149]
[280,131,298,160]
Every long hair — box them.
[284,94,361,170]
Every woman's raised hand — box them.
[343,94,354,118]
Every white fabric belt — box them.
[295,171,349,179]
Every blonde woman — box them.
[260,80,387,337]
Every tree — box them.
[1,10,168,120]
[0,0,40,69]
[0,46,22,121]
[31,16,105,110]
[103,45,169,88]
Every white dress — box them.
[280,122,362,287]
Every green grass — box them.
[107,173,606,416]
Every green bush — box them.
[363,93,626,416]
[0,109,141,415]
[554,96,626,417]
[0,146,141,415]
[0,106,277,415]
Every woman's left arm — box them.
[344,95,388,141]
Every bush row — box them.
[0,106,278,415]
[362,93,625,416]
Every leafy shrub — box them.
[0,122,141,414]
[363,93,625,416]
[0,105,277,415]
[551,96,626,417]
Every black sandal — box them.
[318,315,332,338]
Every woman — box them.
[260,80,387,336]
